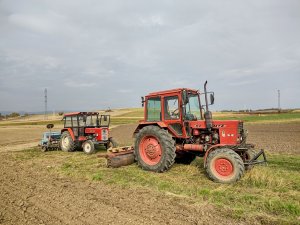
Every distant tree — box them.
[9,112,20,117]
[58,112,64,116]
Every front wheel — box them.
[134,126,176,172]
[206,148,245,183]
[82,140,95,154]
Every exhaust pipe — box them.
[204,81,212,131]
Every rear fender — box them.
[61,128,75,141]
[132,122,168,138]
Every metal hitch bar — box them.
[244,149,267,166]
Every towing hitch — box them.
[244,149,267,166]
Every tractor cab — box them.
[60,112,116,154]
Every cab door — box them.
[163,95,186,138]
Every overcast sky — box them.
[0,0,299,112]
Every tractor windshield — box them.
[186,94,202,120]
[86,115,98,126]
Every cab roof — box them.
[63,112,99,117]
[147,88,199,97]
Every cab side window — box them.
[164,96,179,120]
[147,97,161,121]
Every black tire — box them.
[60,131,76,152]
[175,152,196,164]
[244,149,257,171]
[105,137,118,150]
[134,125,176,172]
[206,148,245,183]
[82,140,95,154]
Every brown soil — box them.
[0,151,241,225]
[246,122,300,154]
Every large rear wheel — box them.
[60,131,76,152]
[134,126,176,172]
[206,148,245,183]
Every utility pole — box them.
[44,88,48,120]
[277,89,281,113]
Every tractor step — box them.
[98,146,135,168]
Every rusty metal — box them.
[176,144,204,151]
[106,151,135,168]
[98,146,135,168]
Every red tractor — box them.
[60,112,117,154]
[133,81,266,183]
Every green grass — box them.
[117,108,144,117]
[110,117,140,125]
[15,148,300,224]
[214,112,300,123]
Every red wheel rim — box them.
[214,158,233,177]
[139,136,162,165]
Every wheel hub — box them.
[214,158,233,176]
[145,144,159,159]
[85,144,91,152]
[139,136,162,165]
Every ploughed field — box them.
[0,120,299,225]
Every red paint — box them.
[67,128,75,140]
[139,136,162,165]
[193,129,200,135]
[214,158,233,177]
[78,136,87,141]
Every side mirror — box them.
[210,93,215,105]
[182,90,189,104]
[141,96,145,107]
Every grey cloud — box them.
[0,0,299,112]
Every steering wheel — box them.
[171,108,179,117]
